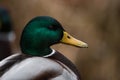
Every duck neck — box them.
[23,47,54,57]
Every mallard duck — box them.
[0,16,88,80]
[0,7,15,60]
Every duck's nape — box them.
[20,16,88,56]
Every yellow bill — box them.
[60,31,88,48]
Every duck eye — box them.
[48,25,57,30]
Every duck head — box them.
[20,16,88,56]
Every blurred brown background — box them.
[0,0,120,80]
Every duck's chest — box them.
[1,57,78,80]
[51,60,78,80]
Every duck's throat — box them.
[25,47,53,57]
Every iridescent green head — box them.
[20,16,88,56]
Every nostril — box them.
[67,36,71,39]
